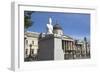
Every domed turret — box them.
[53,24,63,35]
[53,24,62,30]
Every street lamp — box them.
[25,44,33,61]
[84,37,87,57]
[29,44,32,57]
[24,37,27,61]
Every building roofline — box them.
[25,31,40,34]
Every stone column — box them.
[68,41,69,50]
[65,41,66,52]
[63,41,65,53]
[67,41,68,50]
[71,41,73,50]
[66,41,67,52]
[70,41,71,50]
[70,41,72,50]
[69,41,71,50]
[72,42,73,50]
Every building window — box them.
[32,41,34,45]
[26,40,28,46]
[25,49,28,55]
[31,49,34,54]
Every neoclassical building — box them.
[24,18,90,61]
[24,32,39,61]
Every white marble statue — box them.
[46,18,53,34]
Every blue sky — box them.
[25,11,90,40]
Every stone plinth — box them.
[38,34,64,60]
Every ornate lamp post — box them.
[25,44,33,61]
[84,37,87,57]
[29,44,32,57]
[24,37,27,61]
[24,37,27,52]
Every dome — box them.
[53,24,63,35]
[53,24,62,30]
